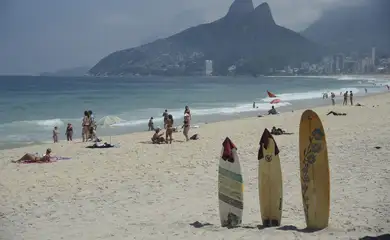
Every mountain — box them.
[302,0,390,56]
[89,0,324,76]
[40,66,90,76]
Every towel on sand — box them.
[258,128,280,160]
[86,143,118,149]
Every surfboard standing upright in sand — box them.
[299,109,330,229]
[258,128,283,227]
[218,137,244,228]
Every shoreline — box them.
[0,90,383,151]
[0,92,389,239]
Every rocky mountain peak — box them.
[226,0,254,18]
[252,2,276,26]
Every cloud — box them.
[0,0,365,74]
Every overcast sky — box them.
[0,0,363,75]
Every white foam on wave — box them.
[112,102,291,127]
[259,88,361,102]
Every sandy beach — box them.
[1,93,389,240]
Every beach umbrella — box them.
[96,115,125,143]
[96,115,125,127]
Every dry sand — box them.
[0,93,389,240]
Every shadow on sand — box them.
[189,222,283,231]
[276,225,323,233]
[359,234,390,240]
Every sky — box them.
[0,0,364,75]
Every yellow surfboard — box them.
[299,109,330,229]
[258,128,283,227]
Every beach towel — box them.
[258,128,280,160]
[51,156,71,160]
[20,159,57,164]
[222,137,236,163]
[86,143,118,149]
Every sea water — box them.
[0,75,388,150]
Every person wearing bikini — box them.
[66,123,73,141]
[82,110,91,142]
[184,106,191,119]
[12,148,52,163]
[183,113,190,141]
[165,114,174,144]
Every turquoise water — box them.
[0,75,388,149]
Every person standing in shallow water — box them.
[331,92,336,106]
[350,91,353,105]
[343,91,348,105]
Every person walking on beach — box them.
[162,110,168,129]
[365,88,368,94]
[350,91,353,105]
[165,114,174,144]
[343,91,348,105]
[183,113,190,141]
[66,123,73,141]
[331,92,336,106]
[53,126,59,143]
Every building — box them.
[205,60,213,76]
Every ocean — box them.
[0,75,388,150]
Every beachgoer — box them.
[148,117,154,131]
[365,88,368,94]
[66,123,73,141]
[268,106,278,115]
[331,92,336,106]
[165,114,174,144]
[53,126,59,143]
[349,91,353,105]
[151,128,165,144]
[162,110,168,129]
[82,110,91,142]
[184,106,191,120]
[183,113,190,141]
[253,102,256,108]
[271,126,285,135]
[88,110,96,141]
[12,148,52,163]
[343,91,348,105]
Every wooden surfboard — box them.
[258,128,283,227]
[299,109,330,229]
[218,137,244,228]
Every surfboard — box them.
[299,109,330,229]
[258,128,283,227]
[218,137,244,228]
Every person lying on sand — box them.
[152,128,165,144]
[12,148,52,163]
[271,126,293,135]
[327,111,347,116]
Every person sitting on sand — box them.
[12,148,52,163]
[151,128,165,144]
[268,106,278,115]
[327,111,347,116]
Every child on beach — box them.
[53,126,59,143]
[66,123,73,141]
